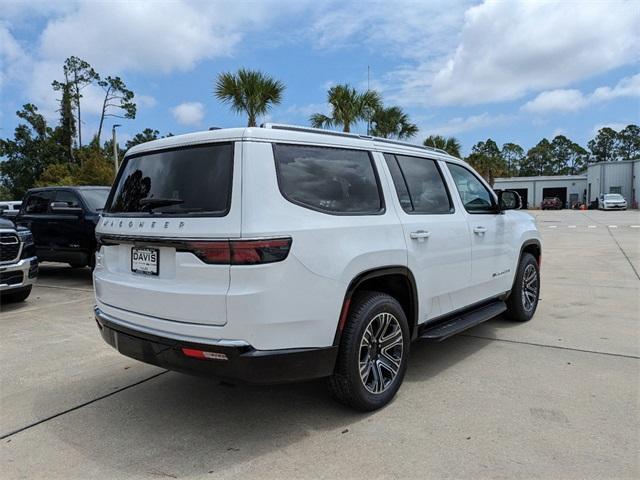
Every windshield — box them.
[106,143,233,215]
[80,189,110,211]
[604,194,623,200]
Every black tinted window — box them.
[23,191,55,214]
[107,143,233,215]
[55,191,81,208]
[273,144,382,214]
[447,163,494,212]
[385,154,452,214]
[80,189,110,211]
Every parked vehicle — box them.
[15,186,110,269]
[0,216,38,303]
[94,125,541,410]
[541,197,562,210]
[598,193,627,210]
[0,201,22,219]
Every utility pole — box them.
[367,65,371,136]
[112,124,121,176]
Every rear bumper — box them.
[0,257,38,291]
[95,307,338,384]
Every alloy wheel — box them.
[521,264,539,312]
[359,312,404,394]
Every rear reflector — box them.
[181,348,228,361]
[182,237,292,265]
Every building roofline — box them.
[495,175,587,182]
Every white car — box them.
[93,125,541,410]
[598,193,627,210]
[0,201,22,218]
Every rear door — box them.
[382,153,472,321]
[94,141,241,326]
[51,189,87,262]
[444,163,515,303]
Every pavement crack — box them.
[461,334,639,360]
[0,370,169,440]
[605,228,640,281]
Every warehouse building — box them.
[494,159,639,209]
[586,159,639,208]
[493,175,587,209]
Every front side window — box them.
[273,144,383,214]
[384,154,452,214]
[447,163,495,213]
[107,143,233,215]
[23,191,55,214]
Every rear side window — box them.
[55,191,81,208]
[23,191,55,214]
[107,143,233,215]
[384,154,453,214]
[273,144,383,214]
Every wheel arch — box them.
[333,266,419,346]
[520,238,541,265]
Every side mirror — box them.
[50,201,84,215]
[495,190,522,211]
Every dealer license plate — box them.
[131,247,159,276]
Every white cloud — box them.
[171,102,204,126]
[422,112,513,136]
[36,1,300,74]
[522,89,588,114]
[137,95,157,109]
[523,74,640,114]
[393,0,640,106]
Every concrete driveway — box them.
[1,210,638,479]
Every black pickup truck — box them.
[15,186,110,269]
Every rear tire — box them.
[328,292,410,411]
[505,253,539,322]
[0,285,32,303]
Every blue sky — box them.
[1,0,638,155]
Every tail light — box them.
[182,237,292,265]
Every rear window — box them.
[273,143,383,214]
[106,143,233,215]
[80,189,110,211]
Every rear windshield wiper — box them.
[139,198,185,212]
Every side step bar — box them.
[418,300,507,341]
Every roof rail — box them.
[260,123,452,157]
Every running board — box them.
[418,300,506,341]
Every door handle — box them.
[473,226,487,234]
[410,230,431,241]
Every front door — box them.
[382,153,472,322]
[445,163,515,304]
[17,190,57,258]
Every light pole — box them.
[112,124,122,176]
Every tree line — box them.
[2,63,639,199]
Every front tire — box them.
[328,292,410,411]
[505,253,540,322]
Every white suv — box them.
[94,125,541,410]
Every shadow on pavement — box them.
[36,332,496,476]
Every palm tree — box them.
[310,84,381,133]
[370,106,418,139]
[215,69,285,127]
[423,135,462,157]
